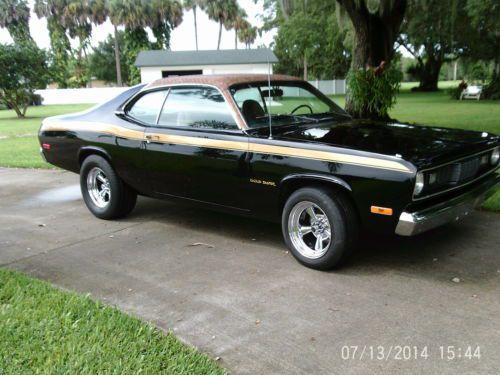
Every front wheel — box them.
[282,187,358,270]
[80,155,137,219]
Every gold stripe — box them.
[151,133,248,152]
[248,143,410,172]
[42,122,145,140]
[41,121,412,173]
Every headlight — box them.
[491,147,499,165]
[413,172,424,197]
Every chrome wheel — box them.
[86,167,111,208]
[288,201,332,259]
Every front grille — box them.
[453,157,481,183]
[421,150,496,197]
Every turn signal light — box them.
[370,206,393,216]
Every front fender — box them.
[280,173,352,192]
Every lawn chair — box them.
[460,85,482,100]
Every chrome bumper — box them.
[395,173,500,236]
[39,147,47,162]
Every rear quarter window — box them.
[127,90,167,124]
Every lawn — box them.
[0,104,92,168]
[0,92,499,210]
[0,268,225,374]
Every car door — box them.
[142,85,251,211]
[106,88,168,195]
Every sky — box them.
[0,0,276,51]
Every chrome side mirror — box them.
[114,109,125,117]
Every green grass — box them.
[0,268,225,374]
[390,91,500,133]
[0,104,93,168]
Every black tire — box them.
[282,186,358,270]
[80,155,137,219]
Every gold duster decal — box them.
[250,178,277,187]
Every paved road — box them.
[1,168,499,374]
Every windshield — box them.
[230,81,349,129]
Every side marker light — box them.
[370,206,393,216]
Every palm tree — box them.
[34,1,106,87]
[183,0,205,51]
[149,0,183,49]
[230,7,247,49]
[34,0,72,88]
[238,22,257,49]
[108,0,150,85]
[108,0,183,85]
[206,0,238,50]
[0,0,34,44]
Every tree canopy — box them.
[0,0,33,44]
[0,43,50,117]
[267,0,351,80]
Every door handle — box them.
[144,134,160,143]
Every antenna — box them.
[267,56,273,139]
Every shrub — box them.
[346,65,402,120]
[448,85,463,100]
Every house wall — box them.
[139,63,273,83]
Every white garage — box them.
[135,49,278,83]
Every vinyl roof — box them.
[135,49,279,68]
[146,74,301,90]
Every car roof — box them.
[145,74,302,91]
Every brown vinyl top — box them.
[145,74,302,90]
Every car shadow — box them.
[130,197,500,284]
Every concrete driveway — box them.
[1,167,499,374]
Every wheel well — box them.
[279,178,355,211]
[78,148,112,167]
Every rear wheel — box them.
[80,155,137,219]
[282,187,358,270]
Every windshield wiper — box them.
[317,111,351,120]
[287,114,319,123]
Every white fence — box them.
[35,87,130,105]
[308,79,346,95]
[34,79,346,105]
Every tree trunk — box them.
[113,25,123,87]
[337,0,407,119]
[217,21,223,50]
[7,99,25,118]
[418,57,442,91]
[303,54,308,80]
[235,30,238,49]
[193,6,198,51]
[279,0,291,20]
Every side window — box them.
[158,87,238,130]
[127,90,167,124]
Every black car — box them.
[38,74,500,269]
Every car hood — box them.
[272,119,499,169]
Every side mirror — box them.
[114,109,125,117]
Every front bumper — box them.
[395,173,500,236]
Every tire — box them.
[282,186,358,270]
[80,155,137,219]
